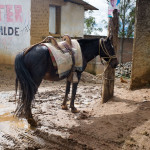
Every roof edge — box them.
[64,0,99,10]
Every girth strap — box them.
[63,43,78,83]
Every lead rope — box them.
[96,38,116,96]
[96,63,109,96]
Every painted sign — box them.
[108,0,120,17]
[0,0,31,63]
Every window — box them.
[49,6,61,35]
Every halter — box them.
[99,38,116,64]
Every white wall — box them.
[0,0,31,64]
[61,2,84,37]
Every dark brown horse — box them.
[15,36,118,126]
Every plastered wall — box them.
[0,0,31,64]
[61,2,84,37]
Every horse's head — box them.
[99,36,118,68]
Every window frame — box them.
[49,5,61,36]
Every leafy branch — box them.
[84,10,103,35]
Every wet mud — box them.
[0,65,150,150]
[0,84,99,150]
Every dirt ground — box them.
[0,64,150,150]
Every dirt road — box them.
[0,65,150,150]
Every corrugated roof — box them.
[64,0,98,10]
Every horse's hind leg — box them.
[25,84,40,126]
[25,72,44,126]
[25,67,44,126]
[26,103,37,127]
[62,81,71,110]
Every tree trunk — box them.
[119,0,125,64]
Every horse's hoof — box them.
[71,107,80,113]
[27,118,37,127]
[62,104,69,110]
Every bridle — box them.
[99,38,116,64]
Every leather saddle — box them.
[24,35,73,55]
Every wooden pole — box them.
[101,9,119,103]
[119,0,125,64]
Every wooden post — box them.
[101,9,119,103]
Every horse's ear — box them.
[109,35,113,41]
[106,37,110,43]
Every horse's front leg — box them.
[70,82,79,113]
[70,73,81,113]
[62,80,71,110]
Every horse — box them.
[14,35,118,126]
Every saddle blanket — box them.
[42,40,83,78]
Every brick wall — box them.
[30,0,49,44]
[30,0,65,45]
[117,38,133,63]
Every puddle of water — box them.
[0,112,27,128]
[0,103,29,136]
[0,113,30,139]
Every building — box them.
[0,0,97,64]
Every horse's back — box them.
[24,45,65,82]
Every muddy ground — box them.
[0,64,150,150]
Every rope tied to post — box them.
[96,38,116,95]
[96,38,116,80]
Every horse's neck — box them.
[78,39,99,63]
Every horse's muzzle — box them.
[110,58,119,68]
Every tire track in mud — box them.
[1,124,93,150]
[31,129,92,150]
[0,120,92,150]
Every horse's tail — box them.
[15,52,37,117]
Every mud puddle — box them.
[0,85,99,150]
[0,94,30,149]
[0,92,68,150]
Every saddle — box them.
[24,35,72,54]
[23,35,79,83]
